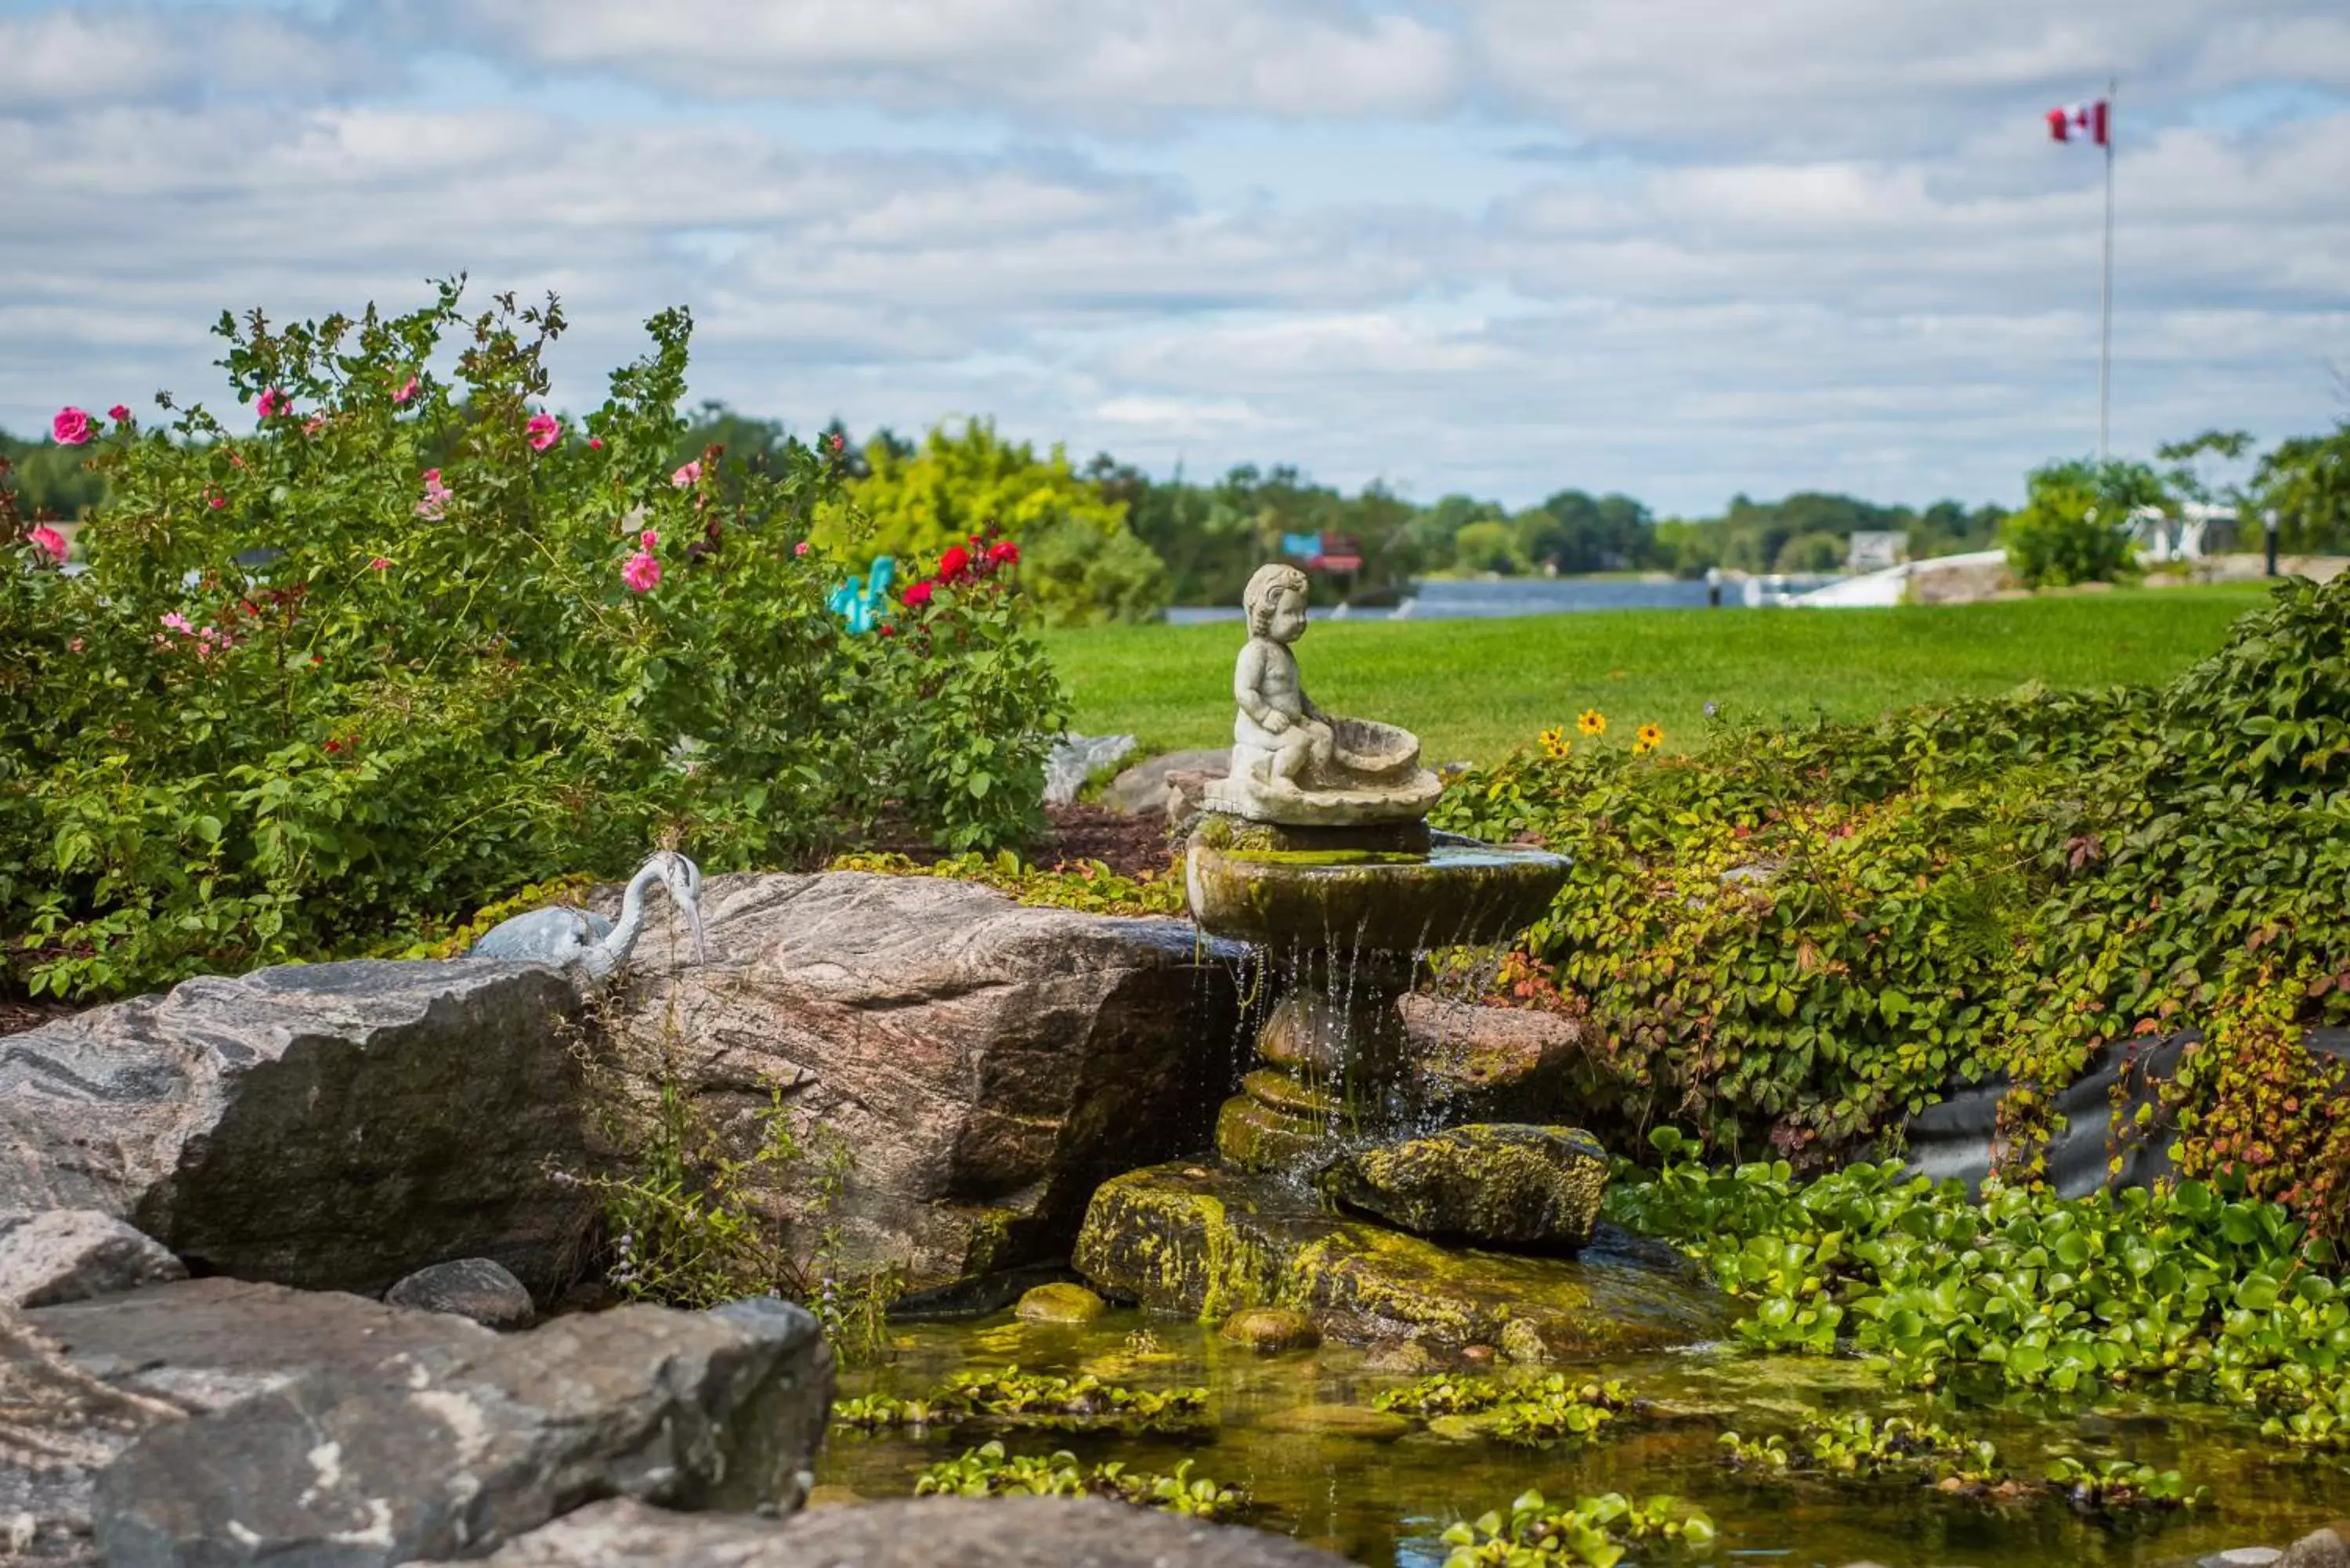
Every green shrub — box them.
[2001,457,2164,587]
[813,420,1166,627]
[0,283,1065,998]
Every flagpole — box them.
[2099,78,2115,462]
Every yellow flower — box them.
[1538,726,1571,760]
[1633,722,1664,755]
[1577,709,1606,738]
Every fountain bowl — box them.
[1185,839,1571,953]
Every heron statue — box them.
[468,850,707,981]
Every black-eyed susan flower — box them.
[1633,722,1664,755]
[1577,709,1606,738]
[1538,726,1571,760]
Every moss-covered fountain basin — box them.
[1184,839,1571,953]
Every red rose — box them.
[989,540,1020,565]
[937,545,971,582]
[107,404,130,423]
[903,580,935,609]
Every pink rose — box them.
[794,541,810,557]
[367,557,392,571]
[639,529,658,549]
[671,461,701,489]
[302,417,324,436]
[257,388,288,418]
[67,637,84,654]
[621,551,662,594]
[392,376,418,405]
[107,404,130,423]
[161,612,193,634]
[208,492,226,509]
[27,526,67,562]
[588,437,604,450]
[526,412,562,451]
[51,407,92,446]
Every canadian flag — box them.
[2047,100,2110,145]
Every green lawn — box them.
[1043,584,2271,766]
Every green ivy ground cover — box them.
[1431,573,2350,1219]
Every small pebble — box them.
[1459,1343,1497,1365]
[2200,1549,2283,1568]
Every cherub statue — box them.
[1208,564,1443,826]
[1232,563,1338,791]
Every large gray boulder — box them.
[8,1278,507,1563]
[92,1292,830,1568]
[607,873,1243,1292]
[0,960,594,1298]
[421,1495,1350,1568]
[0,1211,184,1309]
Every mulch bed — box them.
[1031,804,1180,878]
[0,997,81,1039]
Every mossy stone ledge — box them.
[1072,1163,1730,1358]
[1323,1124,1610,1252]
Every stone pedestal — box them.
[1217,950,1414,1172]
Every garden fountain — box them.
[1183,563,1571,1169]
[1075,565,1724,1359]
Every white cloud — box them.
[1,0,2344,518]
[409,0,1464,128]
[0,5,385,114]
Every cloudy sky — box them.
[3,1,2345,514]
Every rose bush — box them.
[0,281,1065,998]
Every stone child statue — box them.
[1233,563,1338,792]
[1206,564,1444,826]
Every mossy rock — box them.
[1073,1163,1728,1357]
[1325,1125,1609,1252]
[1259,1403,1411,1442]
[1014,1281,1108,1324]
[1220,1306,1320,1352]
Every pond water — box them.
[819,1304,2348,1566]
[1162,576,1842,623]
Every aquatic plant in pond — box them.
[1613,1129,2350,1445]
[1719,1411,2007,1488]
[1438,1489,1715,1568]
[1369,1375,1637,1445]
[914,1440,1249,1521]
[833,1367,1209,1433]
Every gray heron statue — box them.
[468,850,707,981]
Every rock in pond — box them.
[1401,995,1587,1124]
[385,1257,536,1330]
[1219,1306,1319,1351]
[1259,1404,1409,1442]
[420,1495,1351,1568]
[0,959,593,1299]
[2283,1529,2350,1568]
[92,1288,832,1567]
[1073,1162,1729,1358]
[607,872,1245,1293]
[1326,1125,1608,1251]
[1013,1281,1106,1324]
[0,1210,184,1309]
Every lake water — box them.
[1163,576,1841,623]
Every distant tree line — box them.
[11,404,2349,613]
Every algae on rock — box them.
[1324,1125,1609,1252]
